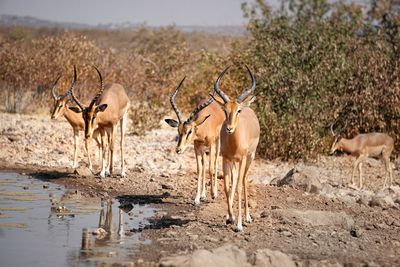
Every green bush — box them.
[233,0,400,159]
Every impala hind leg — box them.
[382,151,393,189]
[200,150,207,201]
[105,128,114,177]
[209,142,218,199]
[223,159,234,224]
[194,147,205,206]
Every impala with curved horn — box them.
[212,65,260,232]
[330,122,394,189]
[165,77,225,206]
[69,66,130,178]
[50,66,102,171]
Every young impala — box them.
[212,65,260,232]
[165,77,225,206]
[50,66,102,171]
[330,123,394,189]
[69,66,130,178]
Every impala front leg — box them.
[120,113,127,177]
[223,159,234,224]
[351,155,366,189]
[244,154,254,224]
[236,156,247,232]
[99,130,108,178]
[73,129,79,169]
[84,138,93,171]
[194,146,204,206]
[109,126,116,176]
[229,162,238,212]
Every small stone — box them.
[282,230,293,237]
[189,234,199,241]
[92,228,107,236]
[350,226,363,238]
[161,184,174,190]
[43,184,49,189]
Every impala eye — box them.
[188,129,192,135]
[237,109,242,114]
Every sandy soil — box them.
[1,111,400,266]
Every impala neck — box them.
[63,105,84,130]
[339,138,358,154]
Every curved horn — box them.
[237,64,256,103]
[330,121,348,137]
[70,65,84,111]
[89,65,104,108]
[214,66,231,103]
[169,77,185,124]
[187,98,214,123]
[330,123,336,136]
[51,75,61,100]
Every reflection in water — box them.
[79,200,128,263]
[0,172,155,267]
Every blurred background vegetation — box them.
[1,0,400,159]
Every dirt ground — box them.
[1,111,400,266]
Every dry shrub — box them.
[0,26,227,128]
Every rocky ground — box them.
[1,111,400,266]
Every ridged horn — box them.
[214,66,231,103]
[169,77,185,124]
[236,64,256,103]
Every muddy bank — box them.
[1,112,400,266]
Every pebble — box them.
[350,226,363,238]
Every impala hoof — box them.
[225,215,234,225]
[246,215,252,224]
[212,192,218,199]
[235,224,243,232]
[105,170,111,177]
[200,195,207,201]
[121,171,126,178]
[194,199,201,207]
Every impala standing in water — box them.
[165,77,225,206]
[212,65,260,232]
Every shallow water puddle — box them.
[0,172,155,267]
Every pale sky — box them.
[0,0,268,26]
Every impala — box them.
[165,77,225,206]
[330,123,394,189]
[70,66,130,178]
[50,66,102,171]
[212,65,260,232]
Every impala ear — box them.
[196,114,211,126]
[69,106,82,113]
[96,104,108,113]
[165,119,179,128]
[242,95,256,107]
